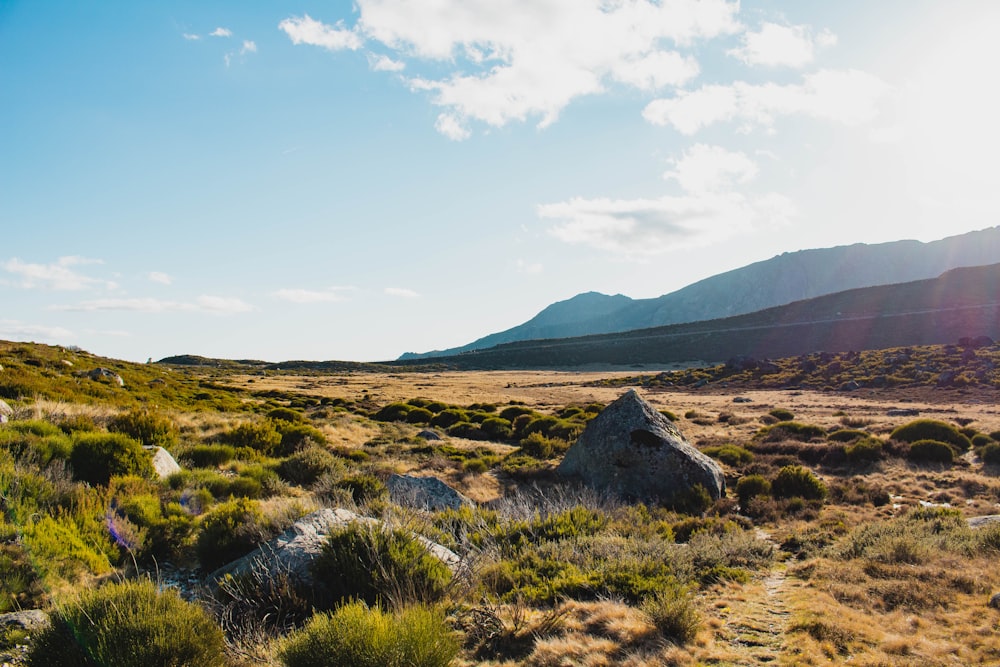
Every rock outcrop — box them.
[558,389,725,503]
[208,508,460,589]
[0,399,12,424]
[145,446,181,478]
[387,474,473,511]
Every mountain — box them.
[391,263,1000,369]
[400,226,1000,359]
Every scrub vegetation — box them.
[1,339,1000,666]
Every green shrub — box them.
[374,403,412,422]
[70,433,154,487]
[828,429,869,443]
[216,421,282,456]
[275,422,328,456]
[196,497,267,571]
[771,465,827,500]
[429,409,467,429]
[312,523,452,609]
[108,410,178,449]
[336,474,388,504]
[702,444,753,466]
[517,432,569,459]
[907,439,955,464]
[971,433,994,448]
[736,475,771,507]
[499,405,534,421]
[890,419,973,452]
[9,420,62,437]
[404,407,433,424]
[769,408,795,421]
[641,583,701,645]
[277,446,345,486]
[759,421,827,442]
[267,407,305,423]
[845,437,884,464]
[280,602,458,667]
[980,442,1000,465]
[57,414,98,434]
[480,417,513,439]
[183,443,237,468]
[26,579,226,667]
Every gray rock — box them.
[732,396,753,403]
[887,408,920,417]
[558,389,725,503]
[0,400,12,417]
[990,592,1000,610]
[0,609,49,633]
[85,367,125,387]
[209,508,460,589]
[968,515,1000,529]
[145,446,181,478]
[417,429,442,441]
[388,474,473,511]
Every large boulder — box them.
[558,389,725,503]
[145,446,181,478]
[387,474,473,511]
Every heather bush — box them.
[108,409,178,449]
[312,523,452,609]
[828,429,869,443]
[736,474,771,507]
[907,439,955,464]
[336,473,388,504]
[771,465,827,500]
[182,443,237,468]
[769,408,795,421]
[26,579,226,667]
[429,408,467,429]
[266,407,305,423]
[759,421,827,443]
[277,445,345,486]
[70,432,153,487]
[195,497,268,571]
[890,419,972,452]
[280,602,458,667]
[702,444,753,466]
[216,421,282,456]
[845,436,884,464]
[641,582,701,645]
[980,442,1000,465]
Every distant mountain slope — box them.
[393,263,1000,369]
[400,226,1000,359]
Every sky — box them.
[2,1,999,363]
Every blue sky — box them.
[2,1,999,363]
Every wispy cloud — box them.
[210,27,232,38]
[663,144,758,194]
[51,295,254,315]
[279,14,362,51]
[148,271,173,285]
[273,287,352,304]
[728,22,837,68]
[0,319,74,341]
[3,256,117,291]
[241,40,257,55]
[182,33,201,41]
[643,69,888,135]
[369,53,405,72]
[384,287,419,298]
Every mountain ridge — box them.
[400,226,1000,359]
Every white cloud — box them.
[0,319,74,342]
[279,14,363,51]
[644,69,889,134]
[369,53,404,72]
[729,22,836,68]
[52,295,253,315]
[664,144,758,193]
[539,191,795,256]
[183,33,201,41]
[241,40,257,55]
[384,287,419,298]
[273,288,350,303]
[3,256,116,291]
[210,27,232,38]
[283,0,740,138]
[434,114,471,141]
[148,271,173,285]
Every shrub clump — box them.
[907,439,955,464]
[196,497,268,571]
[641,583,701,645]
[771,465,827,500]
[277,446,345,486]
[25,579,226,667]
[890,419,972,452]
[69,433,154,487]
[216,421,282,456]
[312,523,452,609]
[107,410,178,449]
[702,444,753,466]
[736,474,772,507]
[280,601,458,667]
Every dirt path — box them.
[701,532,793,665]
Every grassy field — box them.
[2,340,1000,665]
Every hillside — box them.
[402,226,1000,359]
[396,263,1000,369]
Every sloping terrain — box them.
[403,226,1000,359]
[397,263,1000,369]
